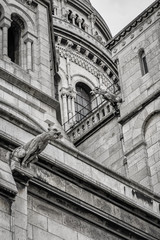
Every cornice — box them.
[1,129,160,205]
[56,45,119,90]
[29,179,160,240]
[119,83,160,125]
[106,0,160,50]
[55,34,118,81]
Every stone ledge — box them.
[0,67,60,111]
[119,86,160,125]
[28,179,160,240]
[1,128,160,205]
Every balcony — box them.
[63,96,115,145]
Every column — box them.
[71,14,76,25]
[0,18,11,57]
[71,94,76,122]
[0,28,2,56]
[26,40,33,71]
[89,13,96,35]
[61,93,68,124]
[68,95,72,122]
[23,32,36,71]
[77,18,82,28]
[66,57,71,85]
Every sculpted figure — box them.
[90,87,122,113]
[11,128,62,167]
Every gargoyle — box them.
[90,87,122,114]
[10,128,62,167]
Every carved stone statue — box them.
[10,128,62,167]
[90,87,122,114]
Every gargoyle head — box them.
[48,128,63,140]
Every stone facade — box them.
[0,0,160,240]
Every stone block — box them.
[48,219,78,240]
[0,196,10,213]
[28,209,47,230]
[0,227,12,240]
[31,195,63,223]
[33,226,63,240]
[15,211,27,229]
[15,196,27,215]
[27,224,33,240]
[0,211,11,230]
[15,226,27,240]
[63,213,81,233]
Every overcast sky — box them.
[90,0,156,36]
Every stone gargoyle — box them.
[90,87,122,114]
[10,128,62,167]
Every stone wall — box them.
[111,5,160,193]
[77,116,124,174]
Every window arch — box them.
[8,13,25,65]
[75,82,91,121]
[139,49,148,76]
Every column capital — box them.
[22,31,37,43]
[0,17,11,28]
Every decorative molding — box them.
[29,179,160,240]
[107,0,160,50]
[56,44,118,90]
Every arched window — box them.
[139,49,148,76]
[8,14,25,65]
[75,82,91,121]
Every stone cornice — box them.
[1,129,160,205]
[56,44,119,90]
[53,23,118,74]
[119,84,160,125]
[106,0,160,50]
[29,179,160,240]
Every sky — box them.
[90,0,156,36]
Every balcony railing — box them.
[63,95,114,143]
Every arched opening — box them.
[81,19,85,31]
[8,14,25,65]
[75,82,91,121]
[75,14,79,27]
[139,49,148,76]
[68,10,73,24]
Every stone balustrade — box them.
[66,101,113,142]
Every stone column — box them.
[23,32,36,71]
[26,40,33,71]
[89,13,96,35]
[0,28,2,56]
[77,18,82,28]
[0,17,11,57]
[71,14,76,25]
[68,95,72,121]
[11,161,33,240]
[66,57,71,85]
[61,93,68,123]
[71,93,76,122]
